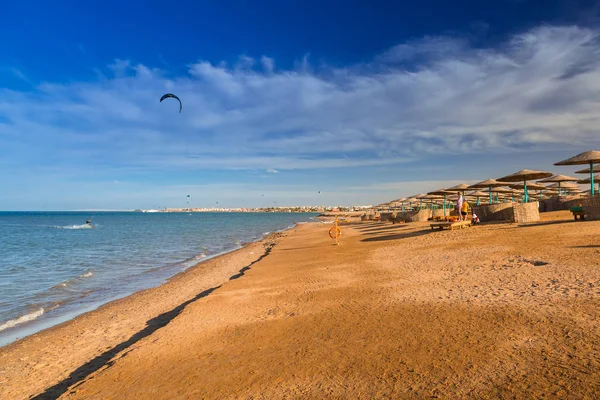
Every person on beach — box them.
[461,199,469,222]
[456,192,464,221]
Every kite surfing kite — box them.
[160,93,182,113]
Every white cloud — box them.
[2,25,600,178]
[260,56,275,73]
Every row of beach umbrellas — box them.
[374,151,600,214]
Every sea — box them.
[0,211,318,346]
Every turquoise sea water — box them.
[0,211,317,346]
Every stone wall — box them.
[472,203,514,223]
[539,196,583,212]
[402,209,431,222]
[583,195,600,220]
[513,202,540,223]
[431,209,446,218]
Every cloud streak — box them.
[1,25,600,208]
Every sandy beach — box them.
[2,212,600,399]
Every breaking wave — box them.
[0,308,45,332]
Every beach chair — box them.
[569,206,585,221]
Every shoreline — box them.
[0,225,297,399]
[0,218,308,347]
[3,212,600,398]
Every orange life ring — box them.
[329,226,342,239]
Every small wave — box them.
[50,270,94,290]
[0,308,45,332]
[54,224,95,230]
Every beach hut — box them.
[555,151,600,195]
[497,170,553,203]
[467,179,508,204]
[537,174,579,196]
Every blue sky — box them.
[2,0,600,210]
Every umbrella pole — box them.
[489,186,493,204]
[591,162,595,195]
[476,196,480,206]
[558,182,561,197]
[443,194,447,217]
[524,179,529,202]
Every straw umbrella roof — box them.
[427,188,452,196]
[546,182,580,189]
[467,179,506,189]
[537,174,579,183]
[508,181,548,190]
[554,150,600,166]
[492,187,514,193]
[446,183,471,191]
[577,175,600,184]
[468,190,491,197]
[497,169,553,182]
[575,165,600,174]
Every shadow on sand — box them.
[517,220,577,228]
[360,228,432,242]
[32,244,275,400]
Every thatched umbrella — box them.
[428,189,453,216]
[537,174,579,196]
[404,196,419,211]
[576,177,599,194]
[468,179,507,204]
[466,190,489,206]
[422,194,443,211]
[576,174,600,184]
[413,194,427,210]
[509,181,548,190]
[555,151,600,195]
[446,183,471,198]
[574,165,600,174]
[497,169,552,203]
[544,182,580,196]
[490,187,516,203]
[392,197,407,212]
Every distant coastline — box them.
[137,206,372,213]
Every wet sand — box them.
[2,212,600,399]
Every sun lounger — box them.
[430,220,472,230]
